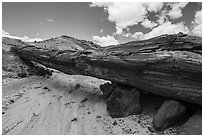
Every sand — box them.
[2,72,178,135]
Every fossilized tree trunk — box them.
[11,33,202,105]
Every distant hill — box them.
[2,37,32,79]
[28,35,101,51]
[2,35,102,79]
[2,37,29,51]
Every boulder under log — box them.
[152,100,195,131]
[106,84,141,118]
[10,33,202,105]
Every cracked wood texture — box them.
[11,33,202,105]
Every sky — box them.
[2,2,202,46]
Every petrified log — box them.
[10,33,202,105]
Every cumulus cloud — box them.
[141,19,158,29]
[89,2,113,8]
[156,7,170,25]
[157,14,168,25]
[144,2,164,13]
[155,2,188,25]
[2,30,43,42]
[131,32,144,39]
[92,35,118,47]
[142,22,189,40]
[90,2,189,35]
[168,2,188,19]
[127,22,189,40]
[91,2,192,44]
[192,10,202,36]
[91,2,149,34]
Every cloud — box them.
[90,2,170,35]
[192,10,202,36]
[100,29,103,33]
[157,14,168,25]
[91,2,189,35]
[2,30,10,36]
[92,35,118,47]
[127,22,189,40]
[155,2,188,25]
[156,7,169,25]
[2,30,43,42]
[141,19,158,29]
[144,2,164,13]
[131,32,144,40]
[47,18,54,22]
[90,2,113,8]
[142,22,189,40]
[91,2,149,34]
[168,2,188,19]
[90,2,191,44]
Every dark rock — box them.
[107,85,141,118]
[9,99,14,103]
[45,69,52,76]
[43,86,48,90]
[96,115,102,119]
[177,32,187,37]
[153,100,187,131]
[113,121,117,126]
[36,66,46,76]
[99,82,114,98]
[71,118,77,122]
[80,97,88,103]
[35,66,52,76]
[178,109,202,135]
[17,72,27,78]
[74,83,81,90]
[147,126,155,133]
